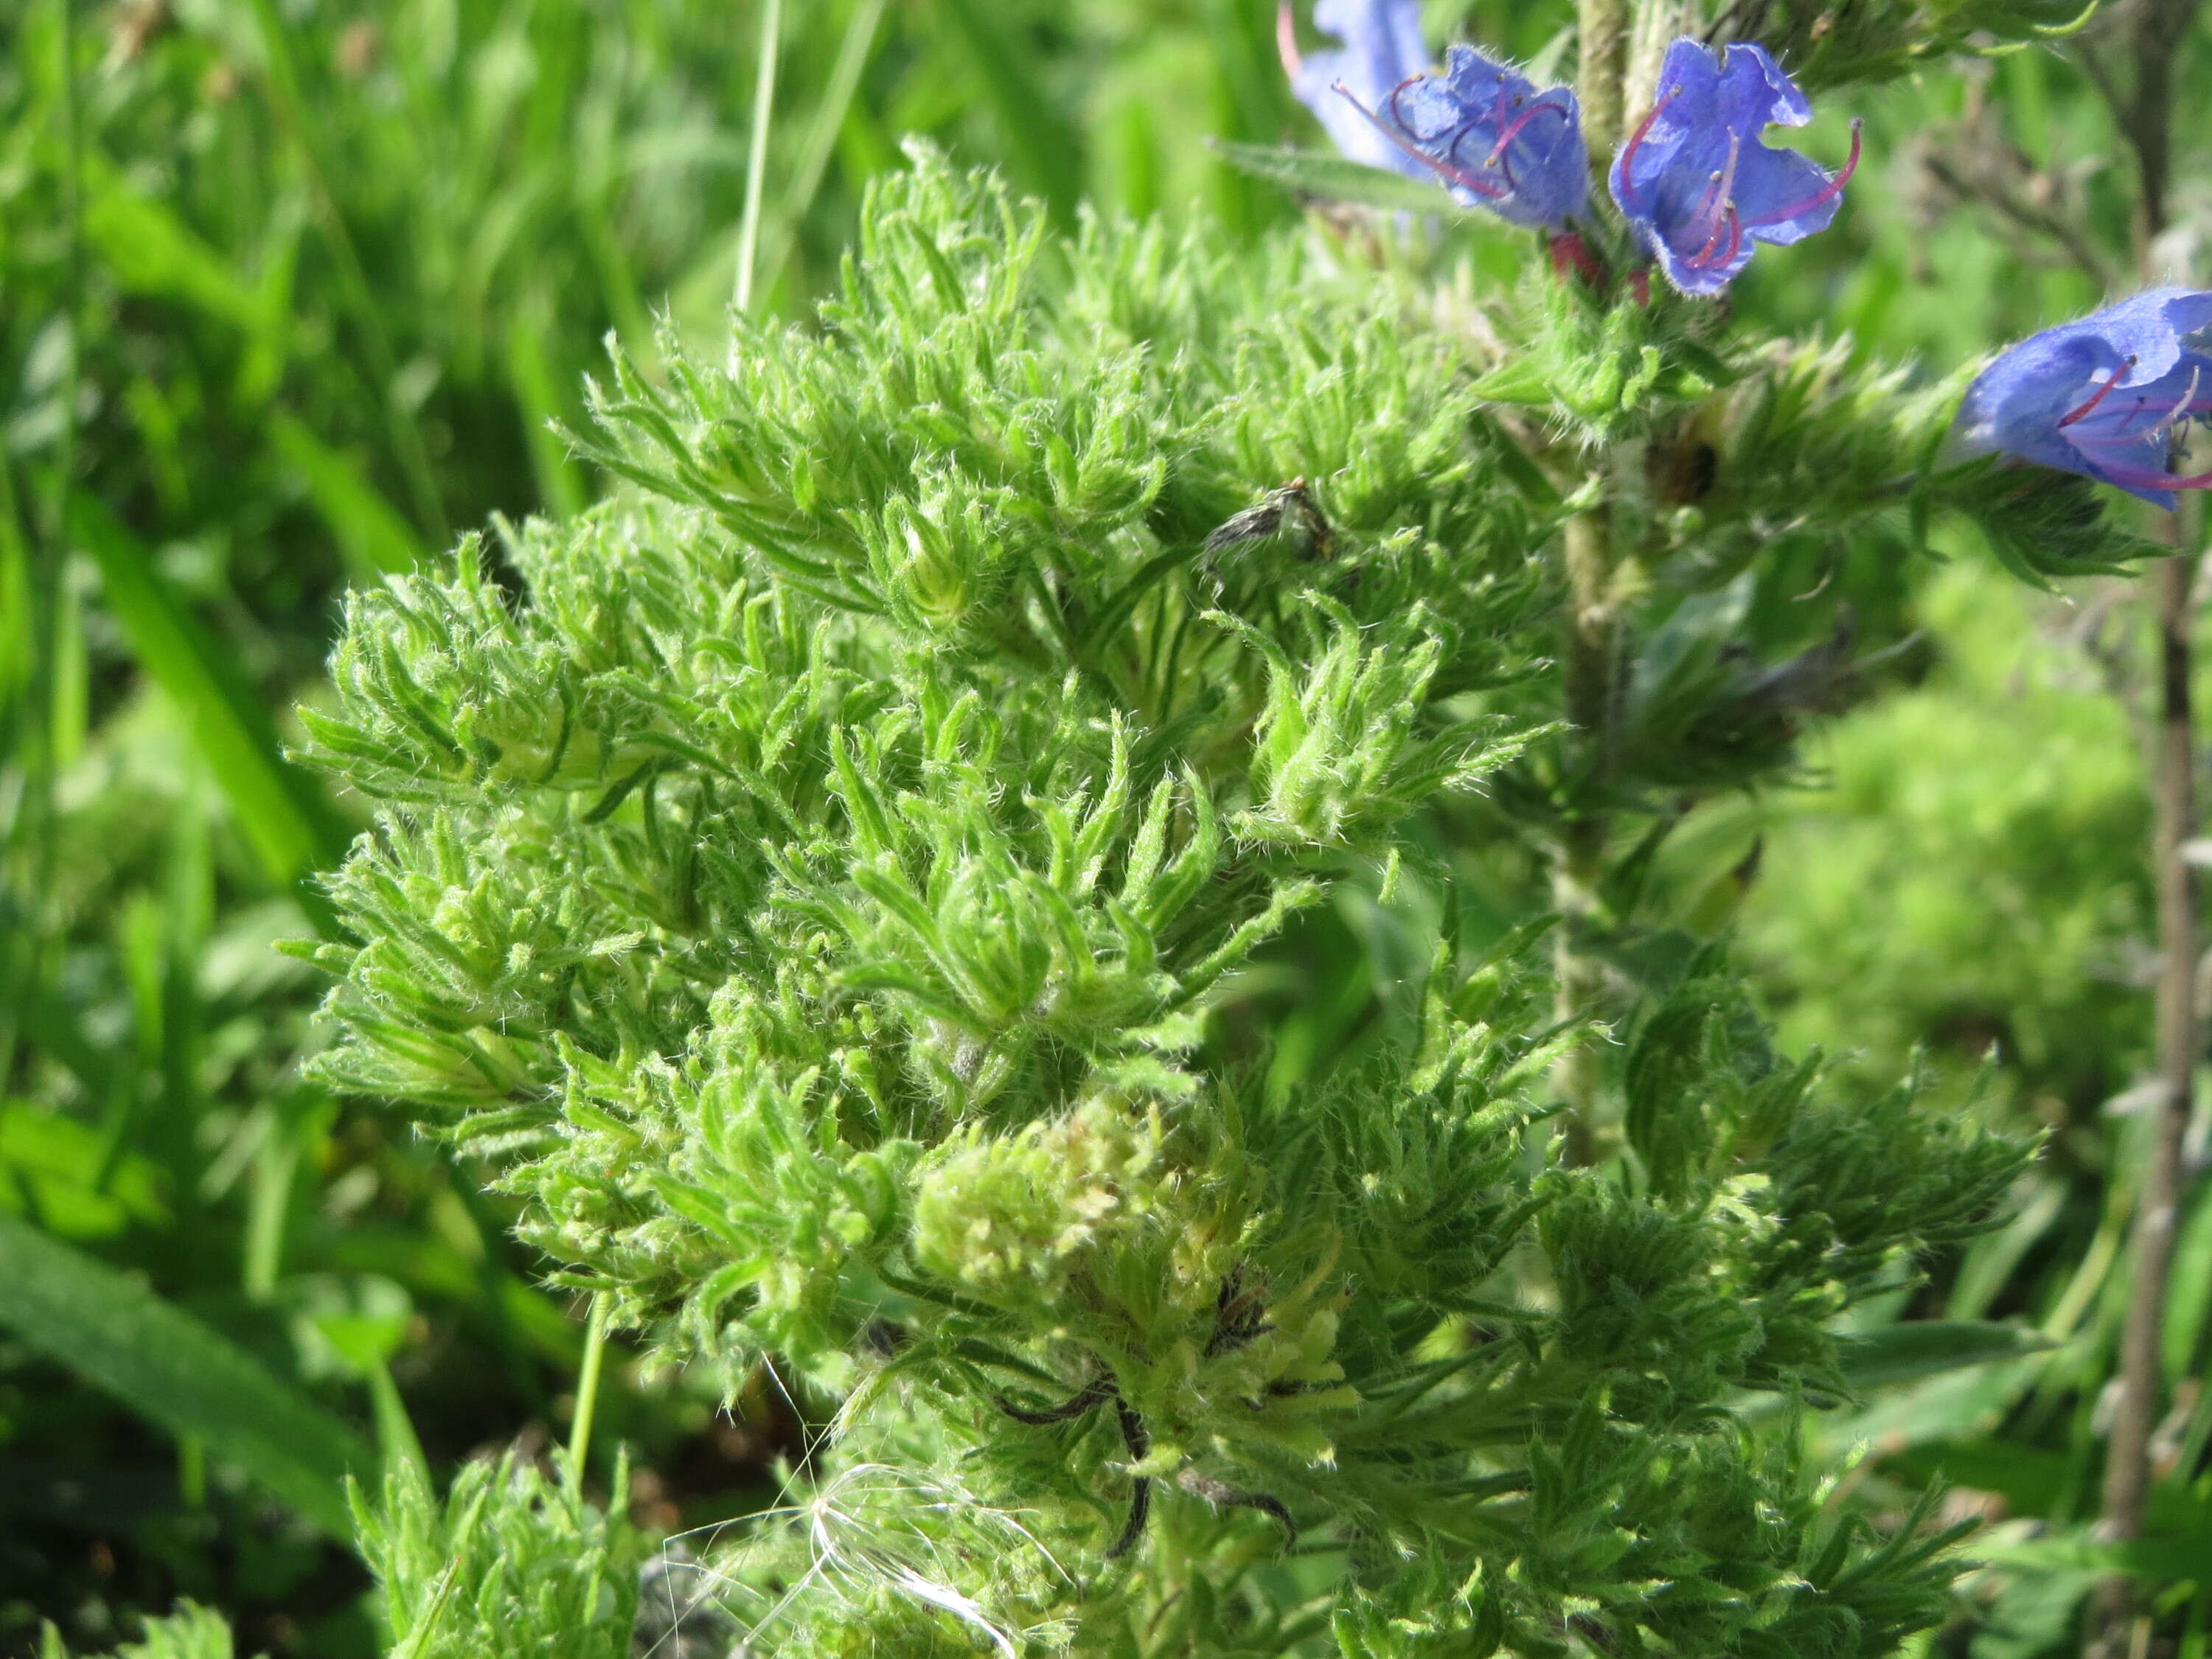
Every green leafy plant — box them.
[16,0,2212,1654]
[289,147,2048,1654]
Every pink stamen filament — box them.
[1485,99,1572,190]
[2071,400,2212,448]
[1439,114,1495,168]
[1691,131,1742,242]
[2056,358,2133,429]
[1334,81,1506,198]
[1744,119,1863,229]
[2146,366,2202,438]
[1683,206,1743,272]
[2079,459,2212,492]
[1387,76,1416,133]
[1276,1,1301,78]
[1684,204,1734,266]
[1613,89,1679,212]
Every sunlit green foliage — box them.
[286,151,2042,1654]
[12,0,2212,1654]
[352,1453,645,1659]
[1710,0,2101,89]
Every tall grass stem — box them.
[568,1293,612,1493]
[755,0,888,301]
[735,0,785,315]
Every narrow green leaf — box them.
[83,173,275,338]
[934,0,1082,221]
[68,493,350,903]
[1833,1320,2057,1391]
[733,0,784,313]
[2163,1178,2212,1383]
[0,1208,372,1539]
[1205,138,1477,217]
[503,299,588,520]
[269,414,428,582]
[1470,358,1560,407]
[1977,1530,2208,1581]
[1884,1438,2205,1536]
[753,0,890,298]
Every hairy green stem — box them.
[1577,0,1632,160]
[1625,0,1687,131]
[1554,501,1619,1161]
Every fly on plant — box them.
[1203,478,1337,559]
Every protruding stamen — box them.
[2081,459,2212,493]
[1745,118,1863,228]
[1685,206,1742,272]
[1614,89,1680,212]
[1332,81,1507,198]
[1691,130,1742,240]
[1386,74,1420,136]
[1485,98,1572,180]
[1689,204,1729,265]
[2057,358,2133,429]
[1439,114,1494,170]
[2146,366,2202,439]
[2073,394,2212,453]
[1276,1,1301,79]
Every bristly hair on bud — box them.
[1958,288,2212,509]
[1609,38,1859,296]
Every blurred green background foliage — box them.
[6,0,2212,1654]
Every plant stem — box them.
[2091,4,2205,1647]
[2093,529,2199,1652]
[753,0,888,306]
[1560,10,1635,1147]
[1577,0,1632,159]
[1554,498,1618,1161]
[568,1292,612,1494]
[734,0,785,315]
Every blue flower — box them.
[1341,55,1590,228]
[1279,0,1433,181]
[1608,38,1859,296]
[1959,289,2212,509]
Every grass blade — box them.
[1834,1320,2059,1391]
[237,0,451,546]
[753,0,889,299]
[0,1208,372,1539]
[934,0,1082,222]
[67,493,349,910]
[734,0,785,314]
[503,295,588,520]
[269,414,428,582]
